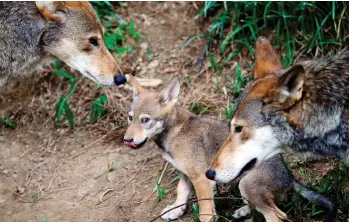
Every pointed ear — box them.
[159,76,180,105]
[125,74,146,97]
[36,1,67,23]
[254,36,282,79]
[276,65,305,103]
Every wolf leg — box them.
[161,175,192,220]
[192,175,216,222]
[256,205,286,222]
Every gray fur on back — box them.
[265,52,349,161]
[0,2,49,85]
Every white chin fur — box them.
[82,72,114,86]
[214,126,282,183]
[69,55,114,86]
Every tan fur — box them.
[123,76,317,222]
[209,37,335,221]
[124,76,229,221]
[254,37,282,79]
[0,2,124,86]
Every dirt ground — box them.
[0,2,215,222]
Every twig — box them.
[66,134,108,160]
[193,40,211,71]
[99,188,115,203]
[122,153,152,188]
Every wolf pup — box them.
[123,75,334,222]
[0,1,126,86]
[207,36,349,184]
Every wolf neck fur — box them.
[268,108,349,160]
[153,106,194,154]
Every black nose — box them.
[114,74,127,86]
[123,138,133,143]
[205,168,216,180]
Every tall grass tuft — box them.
[187,1,349,74]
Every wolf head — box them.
[36,1,126,86]
[123,75,180,148]
[206,37,306,183]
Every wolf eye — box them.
[128,115,133,121]
[235,126,243,133]
[141,118,150,124]
[88,37,99,47]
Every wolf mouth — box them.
[233,158,257,181]
[133,138,148,149]
[124,138,148,149]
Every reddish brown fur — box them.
[37,7,63,22]
[254,37,282,79]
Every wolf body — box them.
[124,75,334,222]
[208,37,349,185]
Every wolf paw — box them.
[161,204,186,220]
[233,205,251,219]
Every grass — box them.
[185,1,349,85]
[94,161,120,179]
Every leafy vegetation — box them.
[0,118,16,129]
[188,2,349,72]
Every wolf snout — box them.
[114,74,127,86]
[123,138,136,148]
[205,168,216,181]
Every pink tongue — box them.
[124,141,136,148]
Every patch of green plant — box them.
[190,103,208,116]
[153,179,166,208]
[0,118,16,129]
[104,21,143,55]
[41,216,48,222]
[284,161,349,221]
[91,2,142,56]
[90,94,108,122]
[223,103,234,121]
[226,64,248,96]
[54,69,76,129]
[186,1,348,72]
[95,161,119,179]
[192,203,200,222]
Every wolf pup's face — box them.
[206,37,306,183]
[36,1,125,86]
[124,76,180,148]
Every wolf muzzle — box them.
[123,137,148,149]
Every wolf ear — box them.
[159,76,180,105]
[275,65,305,103]
[254,37,282,79]
[125,75,146,97]
[36,1,67,23]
